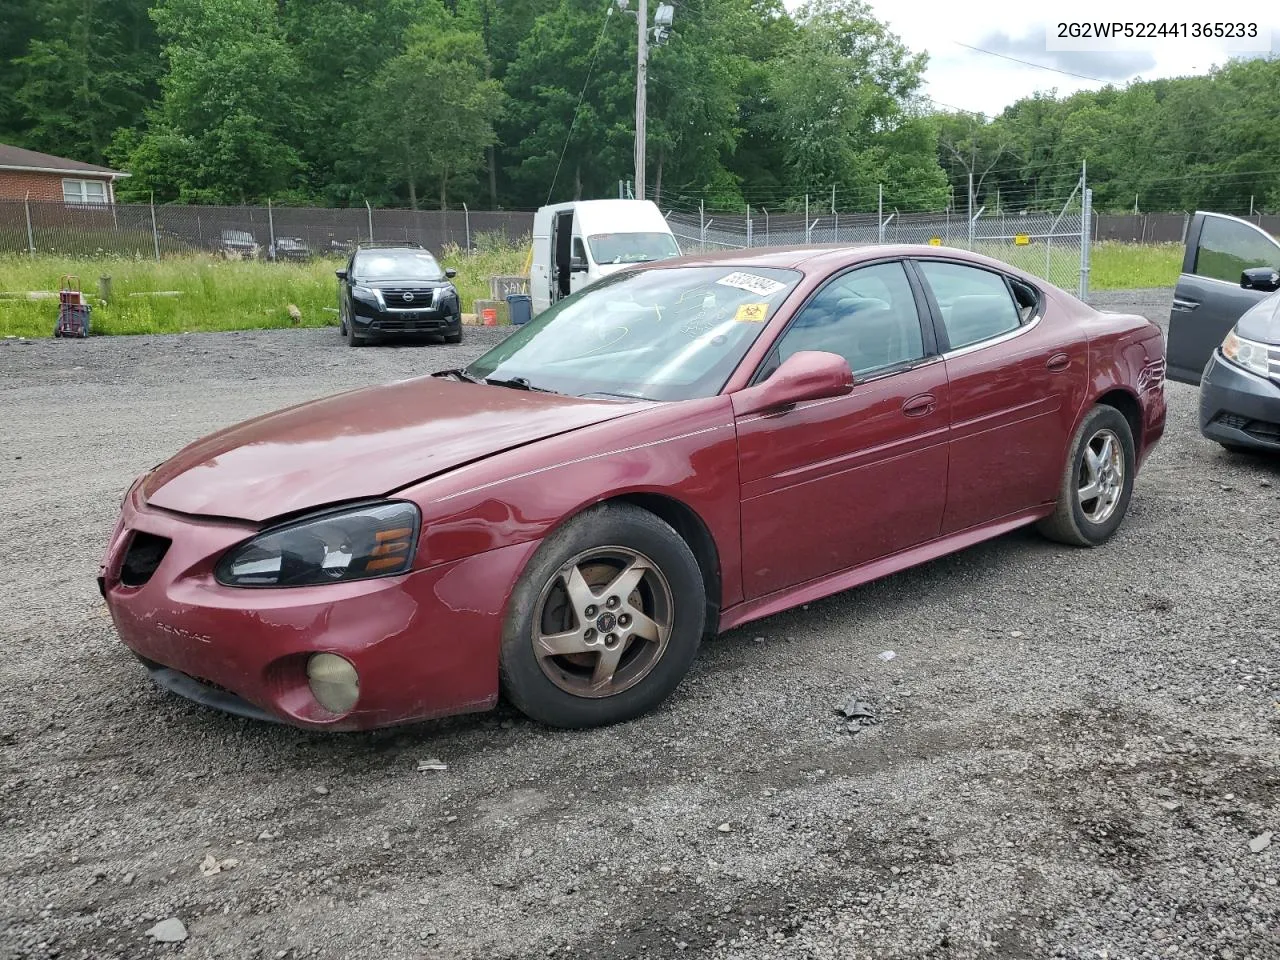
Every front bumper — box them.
[99,489,539,730]
[352,299,461,336]
[1199,350,1280,451]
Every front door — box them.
[912,258,1088,533]
[551,211,574,303]
[1166,212,1280,383]
[736,260,949,599]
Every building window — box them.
[62,178,109,206]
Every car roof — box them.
[356,241,427,251]
[654,243,1034,275]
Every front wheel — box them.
[500,503,705,728]
[1037,405,1136,547]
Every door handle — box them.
[902,393,936,417]
[1171,297,1199,312]
[1046,353,1071,372]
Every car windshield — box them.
[588,232,681,265]
[465,265,801,401]
[356,250,443,280]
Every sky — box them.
[848,0,1280,117]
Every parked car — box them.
[1166,211,1280,452]
[269,236,311,262]
[219,229,260,259]
[336,242,461,346]
[100,245,1166,731]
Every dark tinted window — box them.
[1194,216,1280,283]
[775,262,925,376]
[918,261,1020,349]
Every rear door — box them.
[913,258,1088,534]
[1167,212,1280,383]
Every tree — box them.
[116,0,305,203]
[361,20,504,209]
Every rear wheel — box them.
[1037,405,1136,547]
[500,503,704,728]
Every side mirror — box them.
[445,268,457,279]
[1241,266,1280,292]
[732,351,854,417]
[570,257,589,273]
[335,269,348,281]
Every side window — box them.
[1194,216,1280,283]
[1009,277,1041,323]
[917,261,1021,350]
[775,262,925,377]
[572,237,587,262]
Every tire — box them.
[499,503,705,728]
[444,326,463,344]
[1037,404,1136,547]
[346,321,369,348]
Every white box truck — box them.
[530,199,681,315]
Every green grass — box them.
[0,239,1179,339]
[1087,241,1183,291]
[0,239,527,339]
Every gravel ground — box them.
[1,289,1277,960]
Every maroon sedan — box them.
[100,246,1167,730]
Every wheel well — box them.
[612,493,722,636]
[1095,389,1143,451]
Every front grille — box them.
[378,286,438,308]
[373,317,448,331]
[120,531,171,586]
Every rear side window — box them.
[917,261,1020,350]
[1194,216,1280,283]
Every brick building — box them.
[0,143,128,205]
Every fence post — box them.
[463,202,471,250]
[24,192,35,254]
[150,191,160,262]
[365,199,374,242]
[877,184,884,243]
[1079,186,1093,300]
[804,195,810,244]
[267,198,276,260]
[745,204,752,248]
[763,208,769,247]
[699,200,705,248]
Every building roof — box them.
[0,143,128,178]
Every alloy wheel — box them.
[1077,428,1124,524]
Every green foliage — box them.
[4,0,1278,215]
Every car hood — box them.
[1236,291,1280,345]
[142,377,647,522]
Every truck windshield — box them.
[588,232,681,265]
[465,265,802,401]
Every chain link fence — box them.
[0,199,534,261]
[667,201,1091,296]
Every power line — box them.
[545,7,614,205]
[953,41,1113,84]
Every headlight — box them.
[1222,329,1271,379]
[215,501,420,588]
[352,285,383,305]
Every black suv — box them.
[336,242,462,346]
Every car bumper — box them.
[1199,350,1280,451]
[99,490,540,730]
[352,302,461,336]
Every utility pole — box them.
[634,0,648,200]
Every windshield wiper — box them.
[485,376,556,393]
[435,368,481,384]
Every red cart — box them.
[54,274,91,338]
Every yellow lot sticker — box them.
[735,302,769,322]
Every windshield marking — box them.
[717,272,787,296]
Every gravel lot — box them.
[1,289,1277,960]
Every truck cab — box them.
[530,199,680,315]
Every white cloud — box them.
[789,0,1280,116]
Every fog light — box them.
[306,653,359,714]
